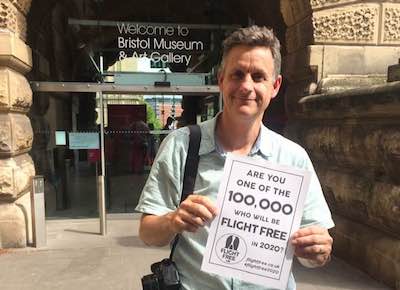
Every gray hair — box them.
[220,25,281,79]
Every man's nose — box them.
[238,74,253,94]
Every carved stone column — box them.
[0,0,34,248]
[280,0,400,116]
[280,1,400,287]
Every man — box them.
[136,26,334,290]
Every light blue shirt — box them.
[136,114,334,290]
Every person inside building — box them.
[164,116,176,130]
[130,120,150,174]
[136,25,334,290]
[160,116,176,143]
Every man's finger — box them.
[291,233,332,247]
[295,244,332,257]
[184,202,213,221]
[180,196,218,221]
[295,246,331,266]
[179,209,205,227]
[292,225,327,239]
[188,195,219,216]
[172,213,199,233]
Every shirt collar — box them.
[198,112,273,158]
[198,113,219,156]
[257,124,273,157]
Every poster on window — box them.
[69,132,99,149]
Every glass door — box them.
[102,94,183,213]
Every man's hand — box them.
[169,195,218,234]
[291,225,333,267]
[138,195,218,246]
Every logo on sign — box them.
[216,234,247,264]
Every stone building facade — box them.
[0,0,35,248]
[0,0,399,288]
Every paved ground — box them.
[0,214,391,290]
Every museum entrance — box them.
[27,1,287,231]
[30,79,220,230]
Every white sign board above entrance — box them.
[117,22,205,65]
[69,132,99,149]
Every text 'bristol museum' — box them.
[0,0,399,288]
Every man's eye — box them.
[231,71,244,80]
[252,73,266,82]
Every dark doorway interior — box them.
[27,0,287,217]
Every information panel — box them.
[68,132,99,149]
[55,131,66,146]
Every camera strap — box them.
[169,124,201,260]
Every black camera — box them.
[141,258,181,290]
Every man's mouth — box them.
[236,96,256,101]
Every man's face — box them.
[218,45,282,122]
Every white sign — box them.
[68,132,99,149]
[117,23,204,65]
[201,154,311,289]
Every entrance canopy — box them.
[30,81,219,95]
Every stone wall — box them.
[280,1,400,288]
[280,0,400,116]
[0,0,34,248]
[287,81,400,288]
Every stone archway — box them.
[1,0,399,287]
[0,0,34,248]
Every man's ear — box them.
[218,73,224,85]
[271,75,282,99]
[217,69,224,87]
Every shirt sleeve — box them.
[300,152,335,229]
[135,128,189,216]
